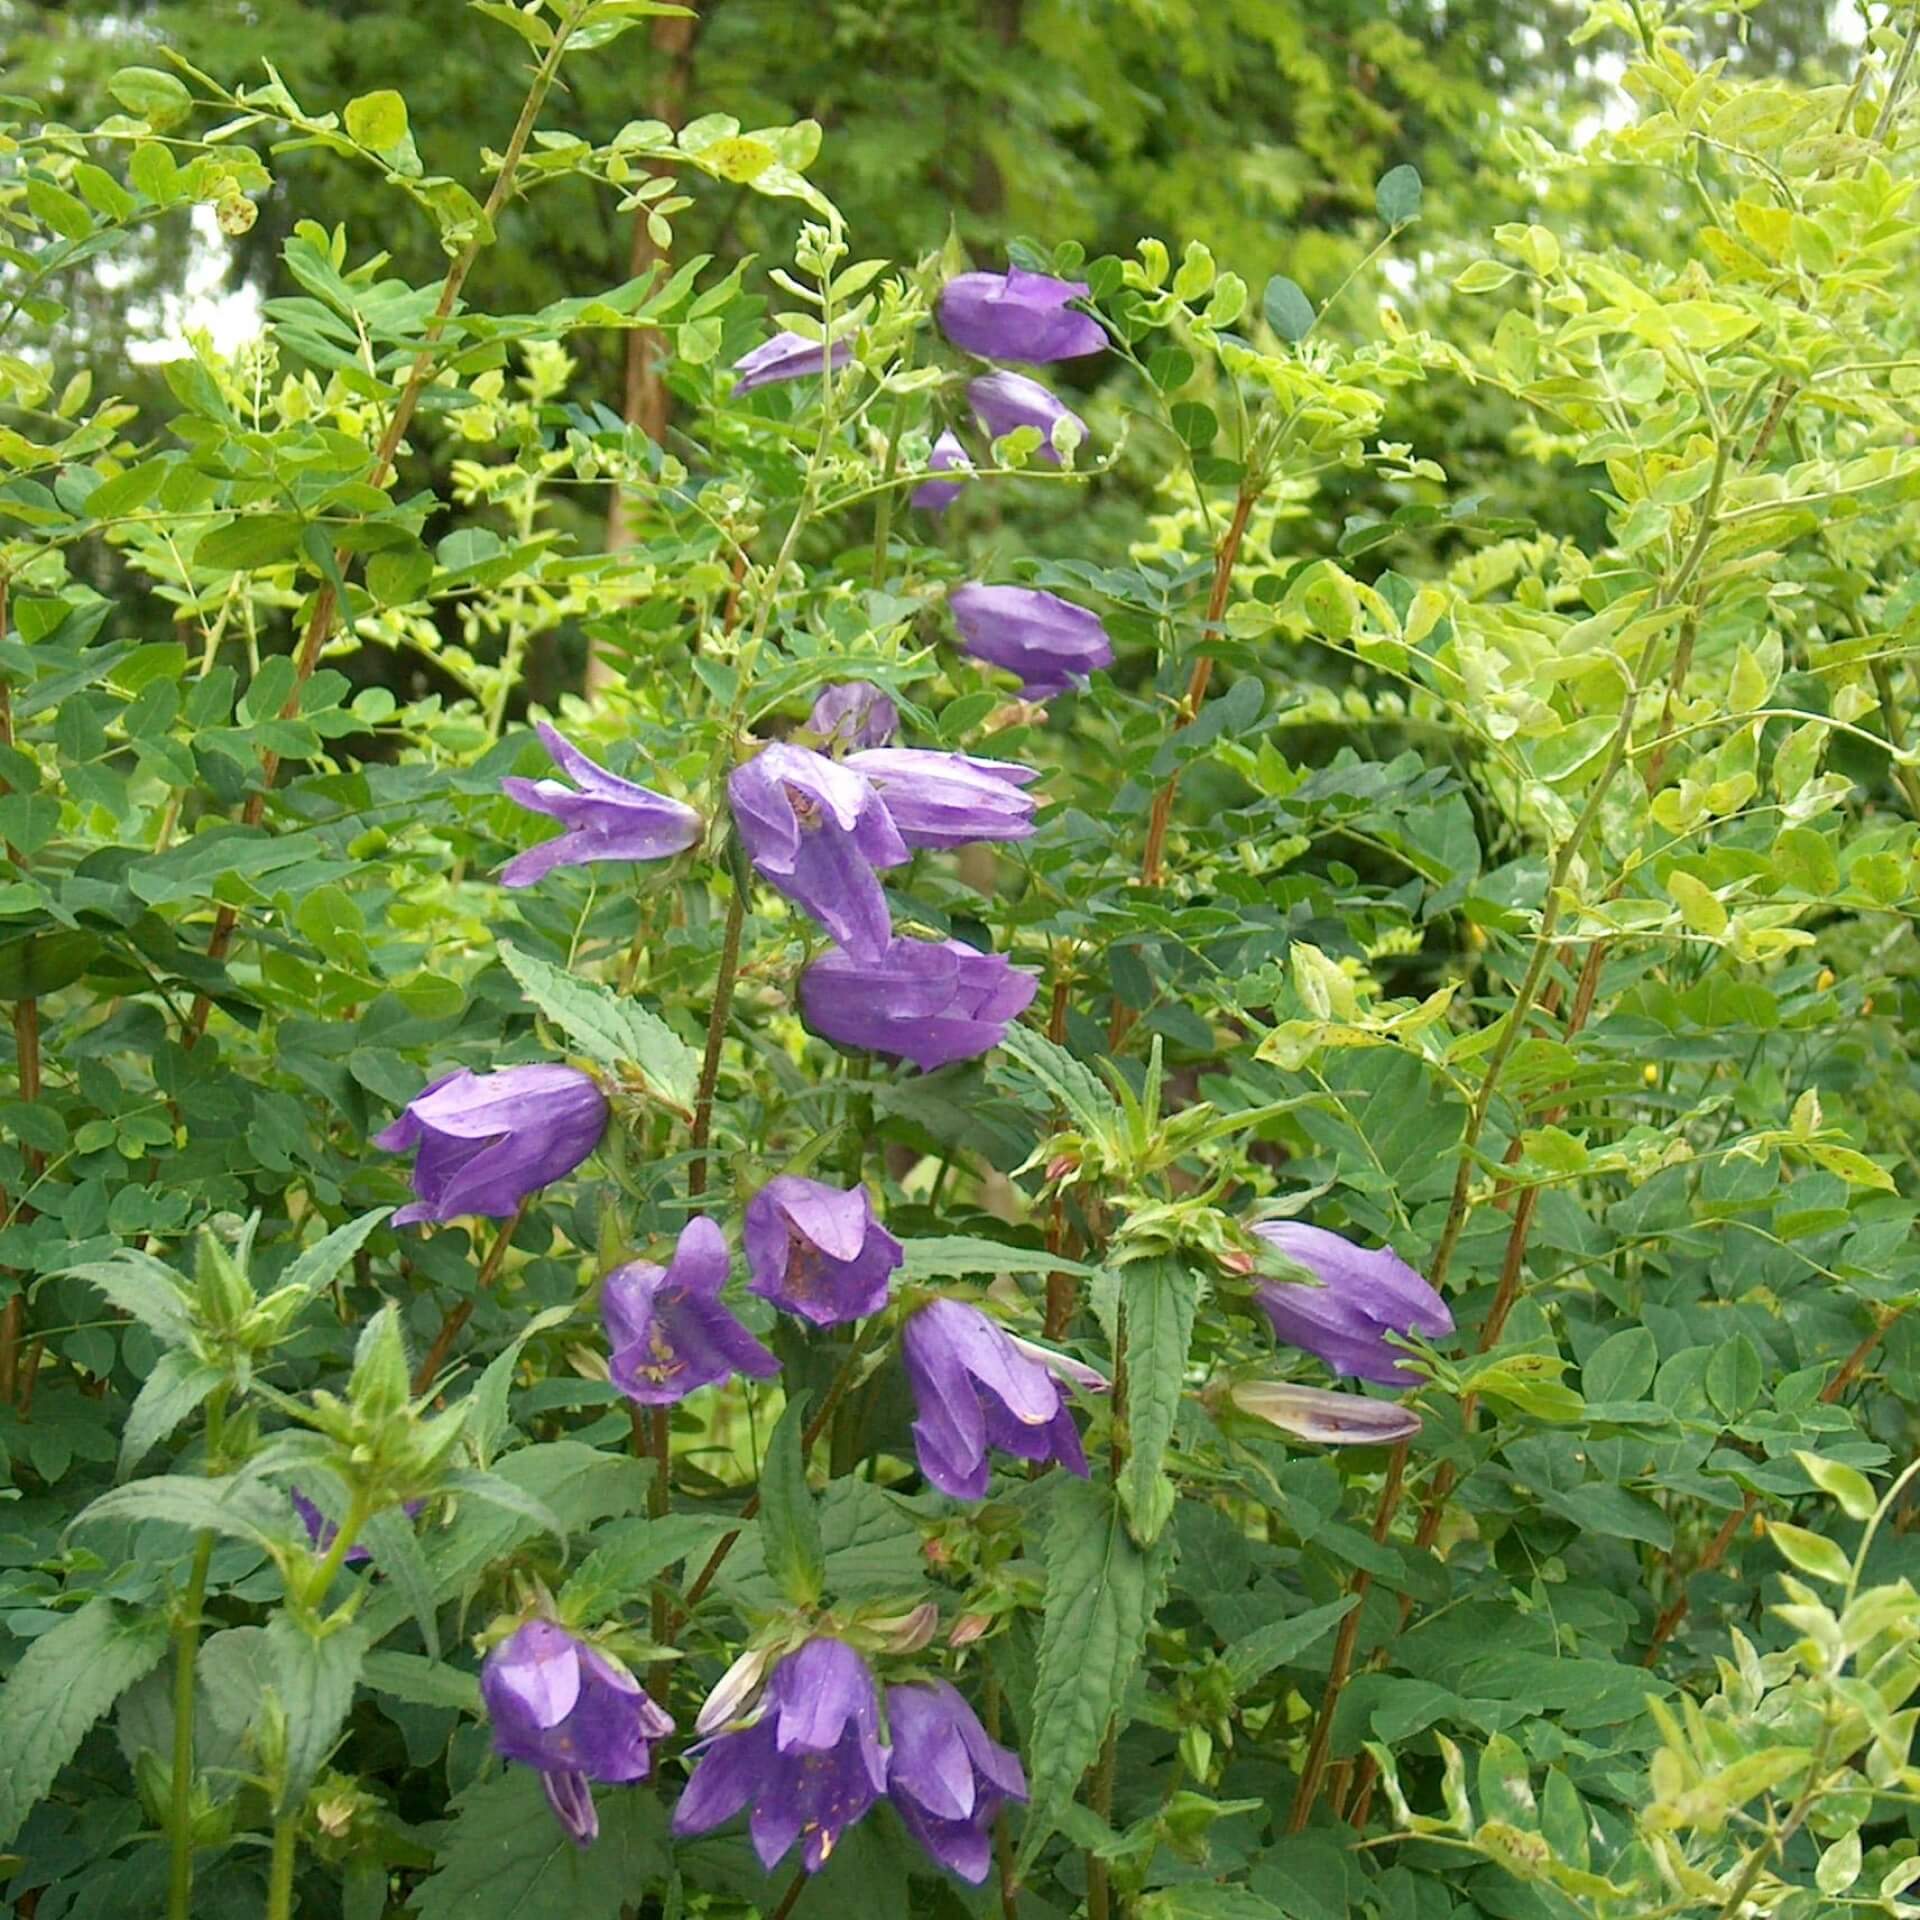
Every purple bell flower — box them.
[481,1619,674,1847]
[1250,1222,1453,1387]
[291,1488,426,1566]
[744,1175,902,1327]
[967,371,1087,464]
[603,1216,781,1406]
[886,1681,1029,1883]
[499,723,701,887]
[1225,1377,1423,1446]
[843,747,1039,849]
[801,936,1037,1072]
[938,267,1105,364]
[901,1298,1106,1499]
[729,742,909,959]
[910,429,974,513]
[672,1638,890,1872]
[375,1065,607,1227]
[731,330,852,395]
[948,584,1114,700]
[809,682,898,750]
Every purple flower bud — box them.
[948,584,1114,701]
[1250,1223,1453,1386]
[938,267,1105,364]
[499,723,701,888]
[844,748,1040,850]
[603,1216,780,1406]
[731,330,852,396]
[673,1638,889,1873]
[481,1619,674,1847]
[745,1175,902,1327]
[291,1488,426,1566]
[1226,1378,1423,1446]
[910,429,974,513]
[901,1298,1106,1499]
[886,1681,1028,1883]
[808,682,898,750]
[729,743,909,960]
[695,1644,773,1736]
[967,371,1087,463]
[375,1065,607,1227]
[801,936,1037,1072]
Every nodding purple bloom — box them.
[375,1065,607,1227]
[292,1489,426,1566]
[910,429,974,513]
[938,267,1105,364]
[731,330,852,396]
[809,682,898,751]
[603,1216,780,1406]
[499,722,701,888]
[1250,1222,1453,1387]
[729,743,909,959]
[1226,1377,1422,1446]
[901,1298,1106,1499]
[744,1175,902,1327]
[481,1619,674,1847]
[967,371,1087,463]
[948,584,1114,700]
[673,1638,889,1873]
[844,748,1039,850]
[801,936,1037,1072]
[886,1681,1028,1883]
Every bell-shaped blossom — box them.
[967,371,1087,464]
[291,1488,424,1567]
[886,1681,1029,1883]
[902,1298,1105,1499]
[499,722,701,887]
[1225,1378,1423,1446]
[672,1638,889,1873]
[801,936,1037,1072]
[1251,1222,1452,1387]
[844,747,1039,849]
[745,1174,902,1327]
[603,1216,780,1406]
[808,681,898,750]
[729,742,909,959]
[938,267,1105,364]
[481,1620,674,1847]
[910,429,974,513]
[948,584,1113,700]
[731,330,852,395]
[375,1065,606,1227]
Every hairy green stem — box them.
[265,1810,299,1920]
[167,1529,217,1920]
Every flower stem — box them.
[412,1201,528,1396]
[167,1529,217,1920]
[768,1867,809,1920]
[265,1810,298,1920]
[687,852,748,1202]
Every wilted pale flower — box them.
[672,1638,890,1872]
[1251,1222,1453,1386]
[695,1645,774,1736]
[844,747,1039,849]
[602,1216,780,1406]
[481,1620,674,1847]
[938,267,1105,363]
[910,429,974,512]
[967,370,1087,462]
[1225,1378,1423,1446]
[901,1298,1105,1498]
[729,743,909,959]
[731,330,852,395]
[745,1174,903,1327]
[499,722,701,887]
[948,583,1114,700]
[886,1681,1029,1883]
[808,681,898,750]
[375,1066,607,1226]
[800,936,1037,1071]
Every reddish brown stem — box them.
[411,1202,529,1395]
[687,875,747,1200]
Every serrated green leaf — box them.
[72,1472,287,1551]
[266,1614,366,1813]
[67,1250,195,1346]
[499,942,698,1112]
[275,1207,393,1305]
[758,1392,824,1608]
[118,1348,225,1479]
[1221,1596,1358,1691]
[898,1235,1094,1280]
[361,1650,482,1715]
[1119,1256,1196,1546]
